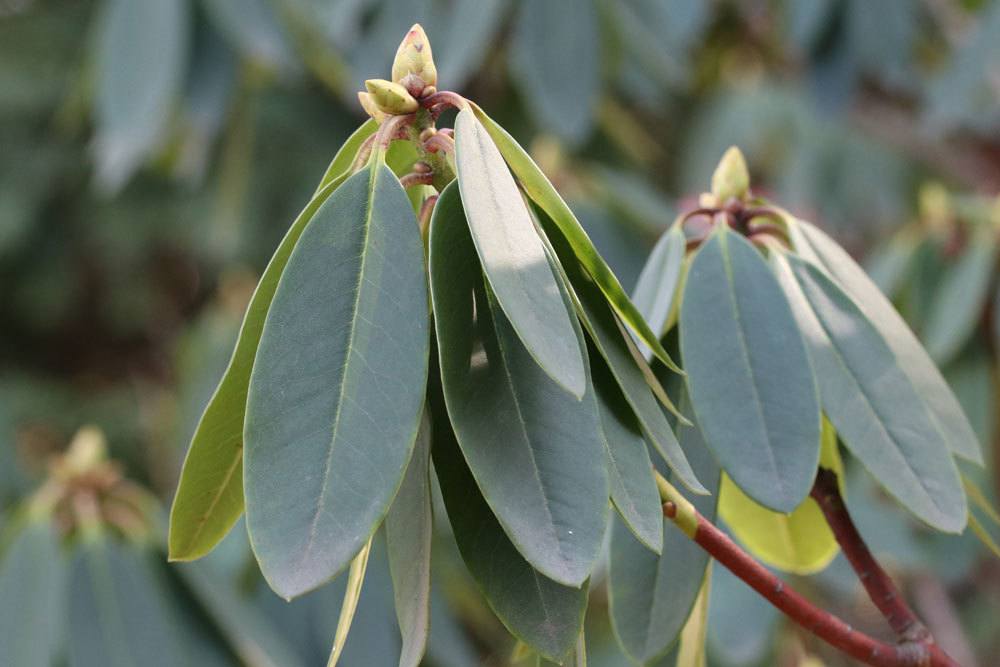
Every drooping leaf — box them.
[432,0,508,91]
[454,107,587,397]
[0,519,65,667]
[631,224,687,358]
[923,225,997,365]
[386,412,433,667]
[792,220,983,465]
[431,379,588,662]
[679,225,820,513]
[651,571,712,667]
[864,229,920,299]
[592,350,664,553]
[326,536,373,667]
[608,391,720,665]
[169,125,375,562]
[244,163,429,599]
[430,181,607,587]
[773,252,967,533]
[201,0,296,71]
[508,0,600,145]
[719,420,843,574]
[706,561,779,666]
[470,104,682,374]
[68,539,185,667]
[537,209,702,492]
[92,0,189,192]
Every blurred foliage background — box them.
[2,0,1000,665]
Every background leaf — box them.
[631,224,687,359]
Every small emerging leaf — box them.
[326,536,373,667]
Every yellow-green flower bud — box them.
[392,24,437,95]
[365,79,419,115]
[711,146,750,203]
[357,91,387,123]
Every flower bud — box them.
[357,92,387,123]
[392,24,437,95]
[711,146,750,203]
[365,79,419,115]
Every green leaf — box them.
[792,220,983,465]
[169,126,375,562]
[718,420,842,574]
[864,229,920,299]
[431,381,588,662]
[68,540,185,667]
[201,0,295,71]
[632,224,687,358]
[773,252,967,533]
[608,390,720,665]
[92,0,189,192]
[679,226,820,513]
[923,225,997,365]
[386,412,433,667]
[537,211,702,492]
[316,120,379,193]
[244,163,429,599]
[508,0,601,145]
[430,181,608,587]
[469,104,682,374]
[326,536,373,667]
[454,108,587,398]
[0,519,65,667]
[592,351,664,553]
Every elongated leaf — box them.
[632,224,687,356]
[433,0,507,90]
[508,0,600,145]
[470,104,682,373]
[316,120,379,193]
[454,108,586,397]
[431,381,588,662]
[0,520,65,667]
[202,0,295,71]
[773,252,966,532]
[245,163,429,599]
[69,540,184,667]
[609,390,720,665]
[537,209,702,491]
[924,225,997,365]
[593,351,664,553]
[386,412,433,667]
[430,181,607,587]
[864,229,920,298]
[326,536,373,667]
[969,514,1000,558]
[176,561,306,667]
[719,421,842,574]
[92,0,189,192]
[680,226,820,513]
[170,126,375,562]
[792,220,983,464]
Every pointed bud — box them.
[357,92,387,123]
[365,79,419,115]
[392,24,437,95]
[711,146,750,203]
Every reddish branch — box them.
[659,472,960,667]
[810,468,930,643]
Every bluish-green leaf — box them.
[454,108,587,397]
[864,229,920,299]
[69,540,184,667]
[386,412,433,667]
[170,124,376,562]
[0,519,65,667]
[431,382,588,662]
[469,105,682,374]
[430,181,607,587]
[679,226,820,513]
[508,0,600,145]
[245,164,429,599]
[773,252,967,533]
[201,0,296,71]
[924,225,997,365]
[792,220,983,465]
[609,390,720,664]
[632,224,687,358]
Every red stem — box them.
[810,468,930,643]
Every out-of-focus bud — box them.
[392,24,437,96]
[918,182,950,234]
[710,146,750,203]
[357,92,387,123]
[365,79,419,115]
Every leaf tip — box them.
[710,146,750,204]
